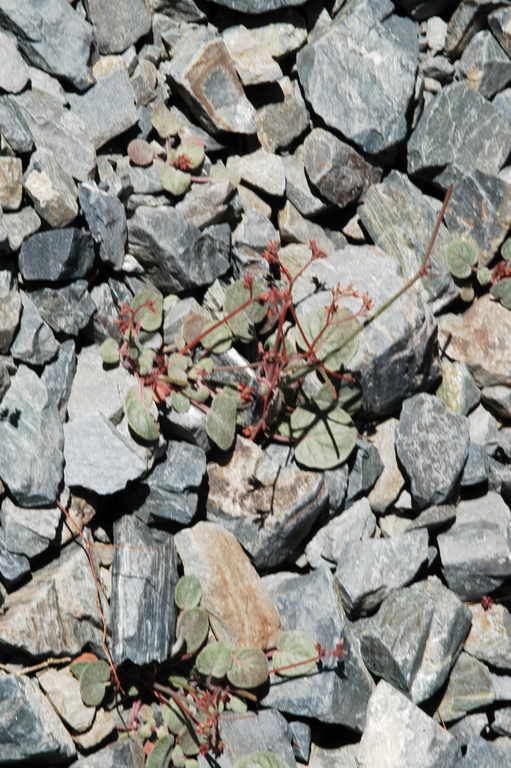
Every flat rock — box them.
[297,9,417,154]
[0,496,60,558]
[0,673,75,763]
[256,76,310,153]
[465,602,511,670]
[110,515,178,665]
[37,666,95,733]
[66,343,132,424]
[174,521,281,649]
[0,156,22,211]
[0,30,29,92]
[227,148,285,197]
[395,393,470,509]
[174,177,234,229]
[0,0,92,90]
[438,651,495,723]
[19,228,94,283]
[207,436,328,570]
[23,147,78,228]
[0,365,63,506]
[360,575,471,703]
[278,200,344,253]
[167,27,256,135]
[84,0,151,54]
[233,208,280,272]
[27,281,95,337]
[437,492,511,600]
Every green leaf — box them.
[227,647,269,689]
[501,237,511,261]
[295,305,359,369]
[223,279,267,342]
[233,752,288,768]
[131,289,163,332]
[206,391,237,451]
[491,277,511,310]
[200,316,233,353]
[444,238,478,279]
[161,702,187,735]
[272,630,317,677]
[226,694,248,714]
[178,141,205,170]
[178,726,200,757]
[195,642,233,678]
[125,386,159,441]
[151,102,179,138]
[477,266,491,286]
[175,575,202,610]
[171,390,190,413]
[171,744,186,767]
[161,164,191,196]
[100,337,120,365]
[70,661,91,680]
[138,347,156,376]
[167,353,189,387]
[79,660,110,707]
[168,675,189,690]
[291,403,357,470]
[147,736,174,768]
[176,607,209,654]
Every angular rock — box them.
[1,206,40,251]
[110,515,178,665]
[465,602,511,671]
[438,651,495,723]
[37,667,95,733]
[305,497,376,568]
[436,359,480,416]
[0,156,22,211]
[336,529,428,616]
[0,674,75,763]
[0,284,21,355]
[367,418,405,514]
[303,128,381,208]
[66,343,131,424]
[174,176,234,229]
[460,442,489,488]
[27,65,67,104]
[19,228,94,283]
[128,206,230,292]
[79,182,127,270]
[0,497,60,558]
[395,393,470,509]
[289,720,310,764]
[345,438,384,507]
[279,201,345,254]
[437,492,511,600]
[73,738,145,768]
[408,83,511,189]
[219,710,296,768]
[297,10,417,154]
[0,365,63,506]
[0,94,33,153]
[0,0,92,90]
[282,147,327,218]
[73,708,117,753]
[175,521,281,649]
[482,385,511,421]
[28,281,96,336]
[228,149,285,198]
[207,436,328,570]
[309,743,359,768]
[0,30,29,93]
[83,0,151,54]
[458,30,511,99]
[23,147,78,227]
[360,576,471,703]
[358,681,459,767]
[64,413,148,494]
[68,69,138,150]
[167,27,256,135]
[0,542,104,656]
[256,76,310,153]
[41,338,76,420]
[0,539,30,587]
[233,208,279,273]
[261,567,374,732]
[405,504,457,533]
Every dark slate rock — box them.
[133,440,206,525]
[395,393,470,509]
[305,498,376,569]
[438,651,495,723]
[488,456,511,499]
[79,182,127,270]
[303,127,381,208]
[127,206,231,293]
[0,538,30,587]
[168,27,256,135]
[358,680,460,767]
[261,567,375,732]
[335,530,429,617]
[41,339,76,420]
[0,95,33,153]
[408,83,511,189]
[297,8,417,154]
[0,497,60,558]
[359,170,458,314]
[468,404,501,456]
[28,280,96,336]
[19,228,95,283]
[0,674,75,763]
[10,292,58,365]
[0,365,63,506]
[83,0,151,54]
[68,69,138,150]
[360,576,471,704]
[437,492,511,600]
[324,463,349,513]
[345,439,384,507]
[0,0,92,90]
[458,30,511,100]
[110,515,178,665]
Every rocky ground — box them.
[1,0,511,766]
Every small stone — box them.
[0,541,30,587]
[0,285,21,355]
[0,497,59,559]
[19,228,95,283]
[27,66,67,104]
[426,16,447,52]
[174,176,234,229]
[66,344,131,424]
[346,439,384,506]
[227,148,286,197]
[436,360,481,416]
[0,30,29,93]
[482,385,511,420]
[41,339,76,420]
[278,200,343,254]
[0,95,33,153]
[458,30,511,100]
[219,709,296,767]
[0,156,22,211]
[368,418,405,514]
[79,182,127,269]
[460,443,489,488]
[28,281,96,336]
[130,59,158,107]
[305,497,376,568]
[37,667,95,733]
[438,651,495,723]
[282,148,327,218]
[206,0,307,10]
[83,0,151,54]
[23,147,78,227]
[72,709,117,753]
[233,208,279,273]
[256,76,310,153]
[465,602,511,671]
[1,206,41,251]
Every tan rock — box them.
[0,157,22,211]
[38,667,95,733]
[368,418,404,514]
[175,521,281,649]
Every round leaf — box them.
[147,736,174,768]
[175,574,202,610]
[233,752,288,768]
[177,607,209,654]
[100,337,119,365]
[127,138,154,166]
[200,316,233,353]
[171,390,190,413]
[125,386,160,441]
[161,164,191,196]
[161,702,187,735]
[131,289,163,332]
[138,347,156,376]
[79,660,110,707]
[151,103,179,138]
[227,647,269,689]
[476,266,491,286]
[178,141,205,170]
[272,630,317,677]
[223,279,267,342]
[295,305,359,369]
[205,391,237,451]
[491,277,511,310]
[444,238,478,279]
[195,642,233,678]
[291,404,357,470]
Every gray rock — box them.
[436,360,481,416]
[110,515,178,665]
[19,228,95,283]
[305,497,376,568]
[130,58,158,107]
[289,720,310,764]
[261,567,375,732]
[282,149,327,218]
[489,5,511,56]
[68,69,138,150]
[303,128,381,208]
[233,208,279,273]
[458,30,511,100]
[207,436,328,570]
[12,89,96,181]
[201,0,306,12]
[37,666,95,734]
[0,284,21,355]
[395,393,470,509]
[420,54,454,82]
[27,65,67,104]
[256,76,310,153]
[0,30,29,93]
[83,0,151,54]
[493,707,511,737]
[126,159,165,195]
[227,149,286,197]
[23,147,78,228]
[167,27,256,135]
[345,438,384,506]
[405,504,457,533]
[458,737,511,768]
[0,95,33,153]
[335,529,429,616]
[360,576,471,703]
[297,10,417,154]
[133,440,206,525]
[128,206,230,292]
[408,83,511,189]
[79,182,127,269]
[0,156,22,211]
[10,292,59,366]
[1,206,40,251]
[0,0,92,90]
[174,177,234,229]
[0,365,63,506]
[0,541,104,656]
[66,343,131,424]
[367,418,405,514]
[28,280,96,336]
[0,674,75,763]
[0,497,60,558]
[308,742,359,768]
[358,680,460,767]
[64,413,148,494]
[465,602,511,671]
[460,443,489,487]
[438,651,495,723]
[468,403,501,455]
[217,710,296,768]
[323,463,350,513]
[278,201,345,254]
[482,385,511,421]
[73,738,145,768]
[0,540,30,587]
[41,339,76,420]
[438,492,511,600]
[162,401,210,452]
